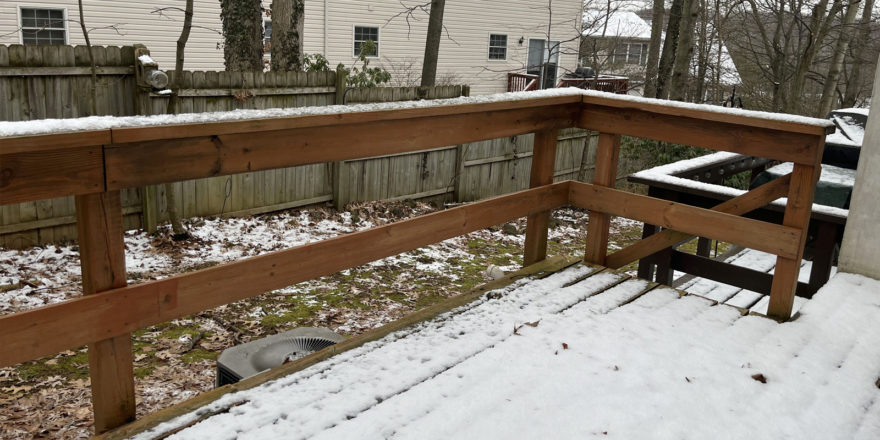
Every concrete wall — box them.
[838,56,880,279]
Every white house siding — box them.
[0,0,226,70]
[0,0,582,95]
[305,0,583,95]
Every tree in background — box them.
[817,0,862,116]
[220,0,264,71]
[421,0,446,86]
[270,0,305,71]
[841,0,877,107]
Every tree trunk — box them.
[656,0,685,98]
[76,0,97,115]
[842,0,875,107]
[220,0,264,71]
[421,0,445,86]
[643,0,665,97]
[668,0,699,101]
[270,0,305,71]
[164,0,194,240]
[817,0,862,116]
[784,0,844,113]
[693,0,710,103]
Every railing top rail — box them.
[580,92,834,137]
[0,93,583,152]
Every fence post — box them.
[767,161,820,319]
[335,65,347,105]
[523,129,558,266]
[75,191,135,433]
[583,133,621,265]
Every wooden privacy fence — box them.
[0,92,829,436]
[0,44,597,247]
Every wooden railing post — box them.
[767,162,820,319]
[583,133,621,265]
[523,129,558,266]
[75,191,136,433]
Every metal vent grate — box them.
[216,327,344,387]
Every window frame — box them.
[18,6,68,45]
[487,33,508,61]
[352,25,380,58]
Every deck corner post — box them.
[767,161,821,320]
[583,133,621,265]
[75,191,136,433]
[523,129,558,266]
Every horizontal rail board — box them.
[150,87,336,98]
[568,181,801,259]
[605,174,792,269]
[0,183,570,367]
[110,95,585,144]
[0,146,104,205]
[104,104,581,190]
[578,104,824,165]
[0,130,111,155]
[670,250,812,298]
[580,95,834,136]
[0,66,134,76]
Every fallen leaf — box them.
[751,373,767,384]
[524,320,540,327]
[562,343,569,350]
[685,377,691,383]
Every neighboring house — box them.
[579,8,740,98]
[0,1,583,95]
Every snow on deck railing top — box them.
[0,90,832,435]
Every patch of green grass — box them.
[181,349,218,364]
[158,324,202,340]
[133,365,156,379]
[17,350,89,381]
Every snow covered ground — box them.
[127,266,880,440]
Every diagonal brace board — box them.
[568,181,802,260]
[604,173,793,269]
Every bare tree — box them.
[643,0,666,97]
[817,0,862,116]
[76,0,98,115]
[668,0,701,100]
[841,0,876,107]
[220,0,264,71]
[162,0,195,240]
[421,0,446,86]
[656,0,685,98]
[270,0,305,71]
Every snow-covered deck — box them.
[115,262,880,440]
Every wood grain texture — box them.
[0,146,104,205]
[74,192,135,433]
[583,133,621,265]
[568,182,802,259]
[103,104,581,190]
[577,104,824,165]
[0,183,570,368]
[109,95,583,143]
[523,129,559,266]
[580,94,834,136]
[767,162,821,319]
[605,173,793,269]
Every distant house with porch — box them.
[0,0,583,95]
[579,8,740,98]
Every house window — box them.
[354,26,379,57]
[488,34,507,60]
[611,42,649,66]
[20,8,66,45]
[263,20,272,54]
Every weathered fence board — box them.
[0,43,596,248]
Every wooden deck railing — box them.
[0,93,831,434]
[557,76,630,94]
[507,72,540,92]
